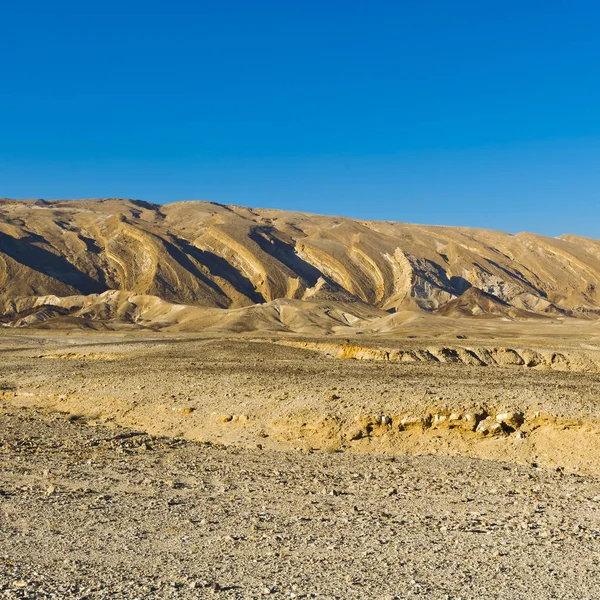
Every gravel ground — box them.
[3,333,600,475]
[1,404,600,599]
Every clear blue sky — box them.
[1,1,599,237]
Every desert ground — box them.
[2,402,600,600]
[1,326,600,598]
[1,199,600,597]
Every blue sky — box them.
[1,1,599,237]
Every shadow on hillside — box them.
[171,236,265,304]
[0,232,105,294]
[249,226,323,286]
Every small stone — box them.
[496,411,525,430]
[476,417,504,436]
[400,415,428,428]
[219,414,233,423]
[433,414,448,426]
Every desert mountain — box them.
[0,198,598,331]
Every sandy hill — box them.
[434,286,552,319]
[0,197,598,332]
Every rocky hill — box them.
[0,198,598,331]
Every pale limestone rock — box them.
[495,411,524,430]
[476,417,504,436]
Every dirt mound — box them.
[0,291,386,335]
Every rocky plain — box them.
[0,328,600,599]
[3,399,600,600]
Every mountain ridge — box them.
[2,197,590,239]
[0,198,598,331]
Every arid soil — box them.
[2,330,600,475]
[2,330,600,598]
[2,403,600,599]
[2,201,600,599]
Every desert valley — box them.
[1,198,600,598]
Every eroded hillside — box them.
[0,198,599,331]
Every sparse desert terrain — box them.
[1,199,600,598]
[1,329,600,598]
[2,401,600,600]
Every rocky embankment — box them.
[280,340,600,372]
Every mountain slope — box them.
[434,287,551,319]
[0,198,598,330]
